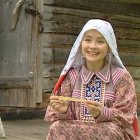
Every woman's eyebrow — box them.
[96,37,105,39]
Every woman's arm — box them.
[95,72,137,129]
[44,71,75,123]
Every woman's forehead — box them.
[83,29,104,38]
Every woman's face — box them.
[81,29,109,68]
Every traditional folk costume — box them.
[45,19,139,140]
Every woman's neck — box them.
[85,60,106,73]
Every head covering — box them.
[53,19,125,94]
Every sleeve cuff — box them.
[95,106,113,122]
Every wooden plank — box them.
[109,15,140,29]
[43,20,85,34]
[43,20,140,38]
[119,52,140,67]
[41,33,76,48]
[137,93,140,108]
[134,80,140,94]
[0,76,32,81]
[43,5,108,21]
[127,67,140,79]
[43,77,58,92]
[44,0,140,5]
[118,40,140,53]
[42,47,54,63]
[0,81,32,89]
[42,6,108,34]
[0,76,33,88]
[43,47,70,64]
[31,0,43,103]
[0,0,32,77]
[0,89,27,107]
[114,28,140,40]
[43,0,140,16]
[43,64,64,78]
[0,88,35,107]
[0,0,37,107]
[53,48,70,63]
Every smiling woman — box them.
[44,19,139,140]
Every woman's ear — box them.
[107,47,111,53]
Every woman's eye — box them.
[97,40,105,44]
[84,38,91,42]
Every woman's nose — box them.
[89,42,97,49]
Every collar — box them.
[81,63,110,84]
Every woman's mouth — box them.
[87,51,99,55]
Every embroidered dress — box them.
[45,64,138,140]
[80,76,105,122]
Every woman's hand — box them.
[49,96,68,113]
[85,100,103,118]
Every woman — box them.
[44,19,139,140]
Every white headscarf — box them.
[53,19,125,93]
[61,19,125,75]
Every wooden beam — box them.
[0,81,32,89]
[127,67,140,79]
[0,76,32,81]
[0,76,33,88]
[120,52,140,67]
[43,0,140,16]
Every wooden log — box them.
[134,80,140,94]
[0,81,32,89]
[137,93,140,108]
[109,15,140,29]
[43,18,140,40]
[43,20,85,34]
[114,28,140,40]
[43,5,108,21]
[42,77,58,92]
[44,0,140,5]
[43,47,70,64]
[42,47,54,63]
[42,6,109,34]
[118,40,140,53]
[127,67,140,79]
[0,88,34,107]
[0,76,33,81]
[41,33,76,48]
[119,52,140,67]
[0,76,33,88]
[43,64,64,78]
[43,0,140,16]
[53,48,70,63]
[42,34,140,53]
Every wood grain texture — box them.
[42,1,140,96]
[43,0,140,16]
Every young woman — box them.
[44,19,139,140]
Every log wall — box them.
[42,0,140,107]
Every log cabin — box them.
[0,0,140,119]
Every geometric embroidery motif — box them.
[85,76,102,102]
[80,76,105,122]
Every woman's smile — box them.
[87,51,100,56]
